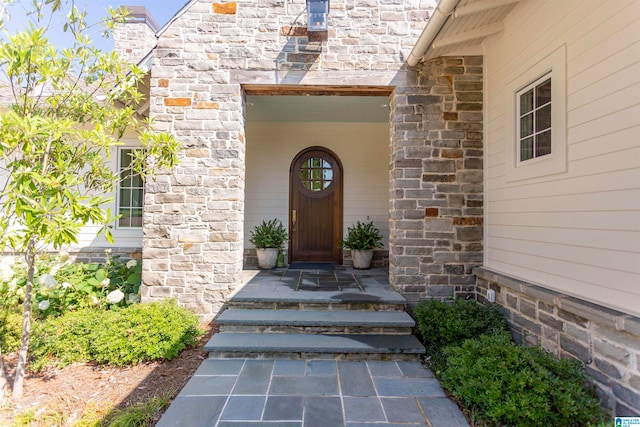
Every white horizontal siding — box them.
[245,121,389,249]
[483,0,640,316]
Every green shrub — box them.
[440,332,606,427]
[3,252,143,319]
[414,299,508,354]
[30,300,202,370]
[0,308,23,352]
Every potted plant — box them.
[249,219,288,269]
[340,220,383,269]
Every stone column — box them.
[389,56,484,307]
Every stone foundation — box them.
[475,267,640,416]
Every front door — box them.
[289,147,343,263]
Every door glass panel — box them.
[299,156,333,192]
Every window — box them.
[117,148,144,228]
[518,75,551,162]
[299,157,333,192]
[505,45,566,182]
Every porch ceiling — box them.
[246,95,390,123]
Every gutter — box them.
[406,0,461,67]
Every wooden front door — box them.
[289,147,343,263]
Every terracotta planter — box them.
[352,249,373,269]
[256,248,278,269]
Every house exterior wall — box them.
[480,0,640,414]
[390,56,484,307]
[244,121,390,256]
[483,0,640,318]
[141,0,439,318]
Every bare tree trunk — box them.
[12,237,36,398]
[0,346,8,404]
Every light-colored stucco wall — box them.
[483,0,640,316]
[245,121,390,250]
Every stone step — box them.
[206,333,426,360]
[217,309,415,334]
[227,290,407,312]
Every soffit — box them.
[422,0,520,61]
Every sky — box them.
[2,0,187,51]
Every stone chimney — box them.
[113,6,160,65]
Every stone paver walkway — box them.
[157,358,470,427]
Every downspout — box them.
[406,0,461,67]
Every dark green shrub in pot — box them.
[249,219,288,269]
[340,221,383,269]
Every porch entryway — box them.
[244,89,391,269]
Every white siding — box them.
[245,121,389,249]
[483,0,640,316]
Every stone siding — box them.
[475,267,640,416]
[140,0,437,318]
[389,56,483,307]
[113,20,157,65]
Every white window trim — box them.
[116,147,144,230]
[505,45,567,182]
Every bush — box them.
[440,332,606,427]
[414,299,508,354]
[1,253,143,319]
[0,308,23,353]
[30,300,202,370]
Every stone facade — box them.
[113,11,158,65]
[139,0,438,318]
[475,267,640,416]
[389,56,483,308]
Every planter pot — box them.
[256,248,279,269]
[352,249,374,269]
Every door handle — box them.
[292,210,297,232]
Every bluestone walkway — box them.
[157,359,470,427]
[157,268,469,426]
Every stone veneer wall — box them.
[113,19,157,65]
[140,0,436,318]
[475,267,640,416]
[389,56,483,307]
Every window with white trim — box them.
[517,75,551,163]
[117,148,144,228]
[504,45,567,182]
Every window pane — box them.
[299,168,309,180]
[131,189,143,208]
[520,89,533,114]
[312,169,322,180]
[131,174,143,188]
[118,208,131,227]
[536,131,552,157]
[120,149,132,167]
[120,189,131,207]
[323,169,333,181]
[302,181,311,190]
[312,181,322,191]
[535,104,551,132]
[536,79,551,107]
[520,113,533,138]
[311,158,321,168]
[520,137,533,161]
